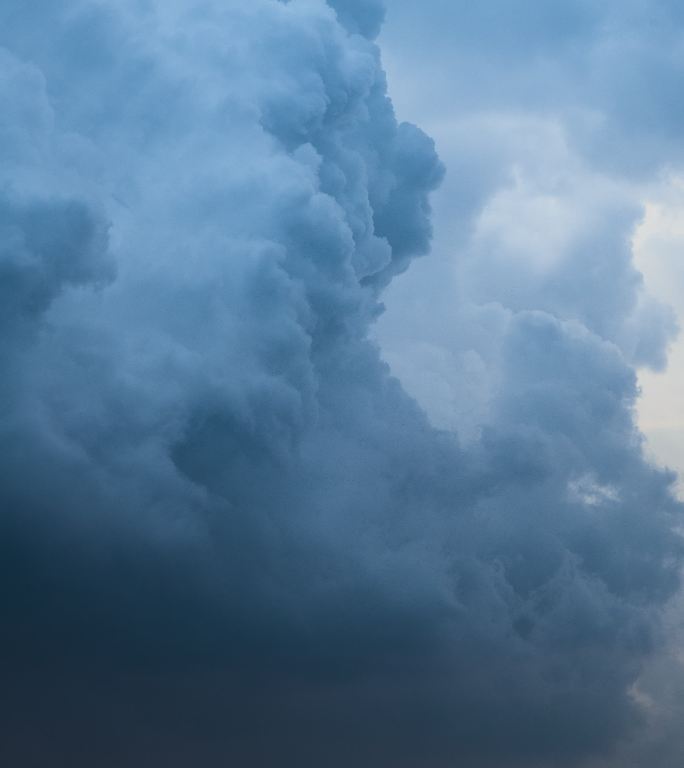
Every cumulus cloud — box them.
[377,1,684,764]
[0,1,682,767]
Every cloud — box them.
[377,2,684,764]
[383,0,684,174]
[328,0,386,38]
[0,2,682,767]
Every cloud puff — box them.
[328,0,386,38]
[0,2,682,767]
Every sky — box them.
[1,1,684,766]
[634,194,684,499]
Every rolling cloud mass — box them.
[1,1,683,766]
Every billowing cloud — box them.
[0,1,682,767]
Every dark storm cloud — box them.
[0,2,682,767]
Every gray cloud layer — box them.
[0,1,682,766]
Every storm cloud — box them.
[0,1,682,766]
